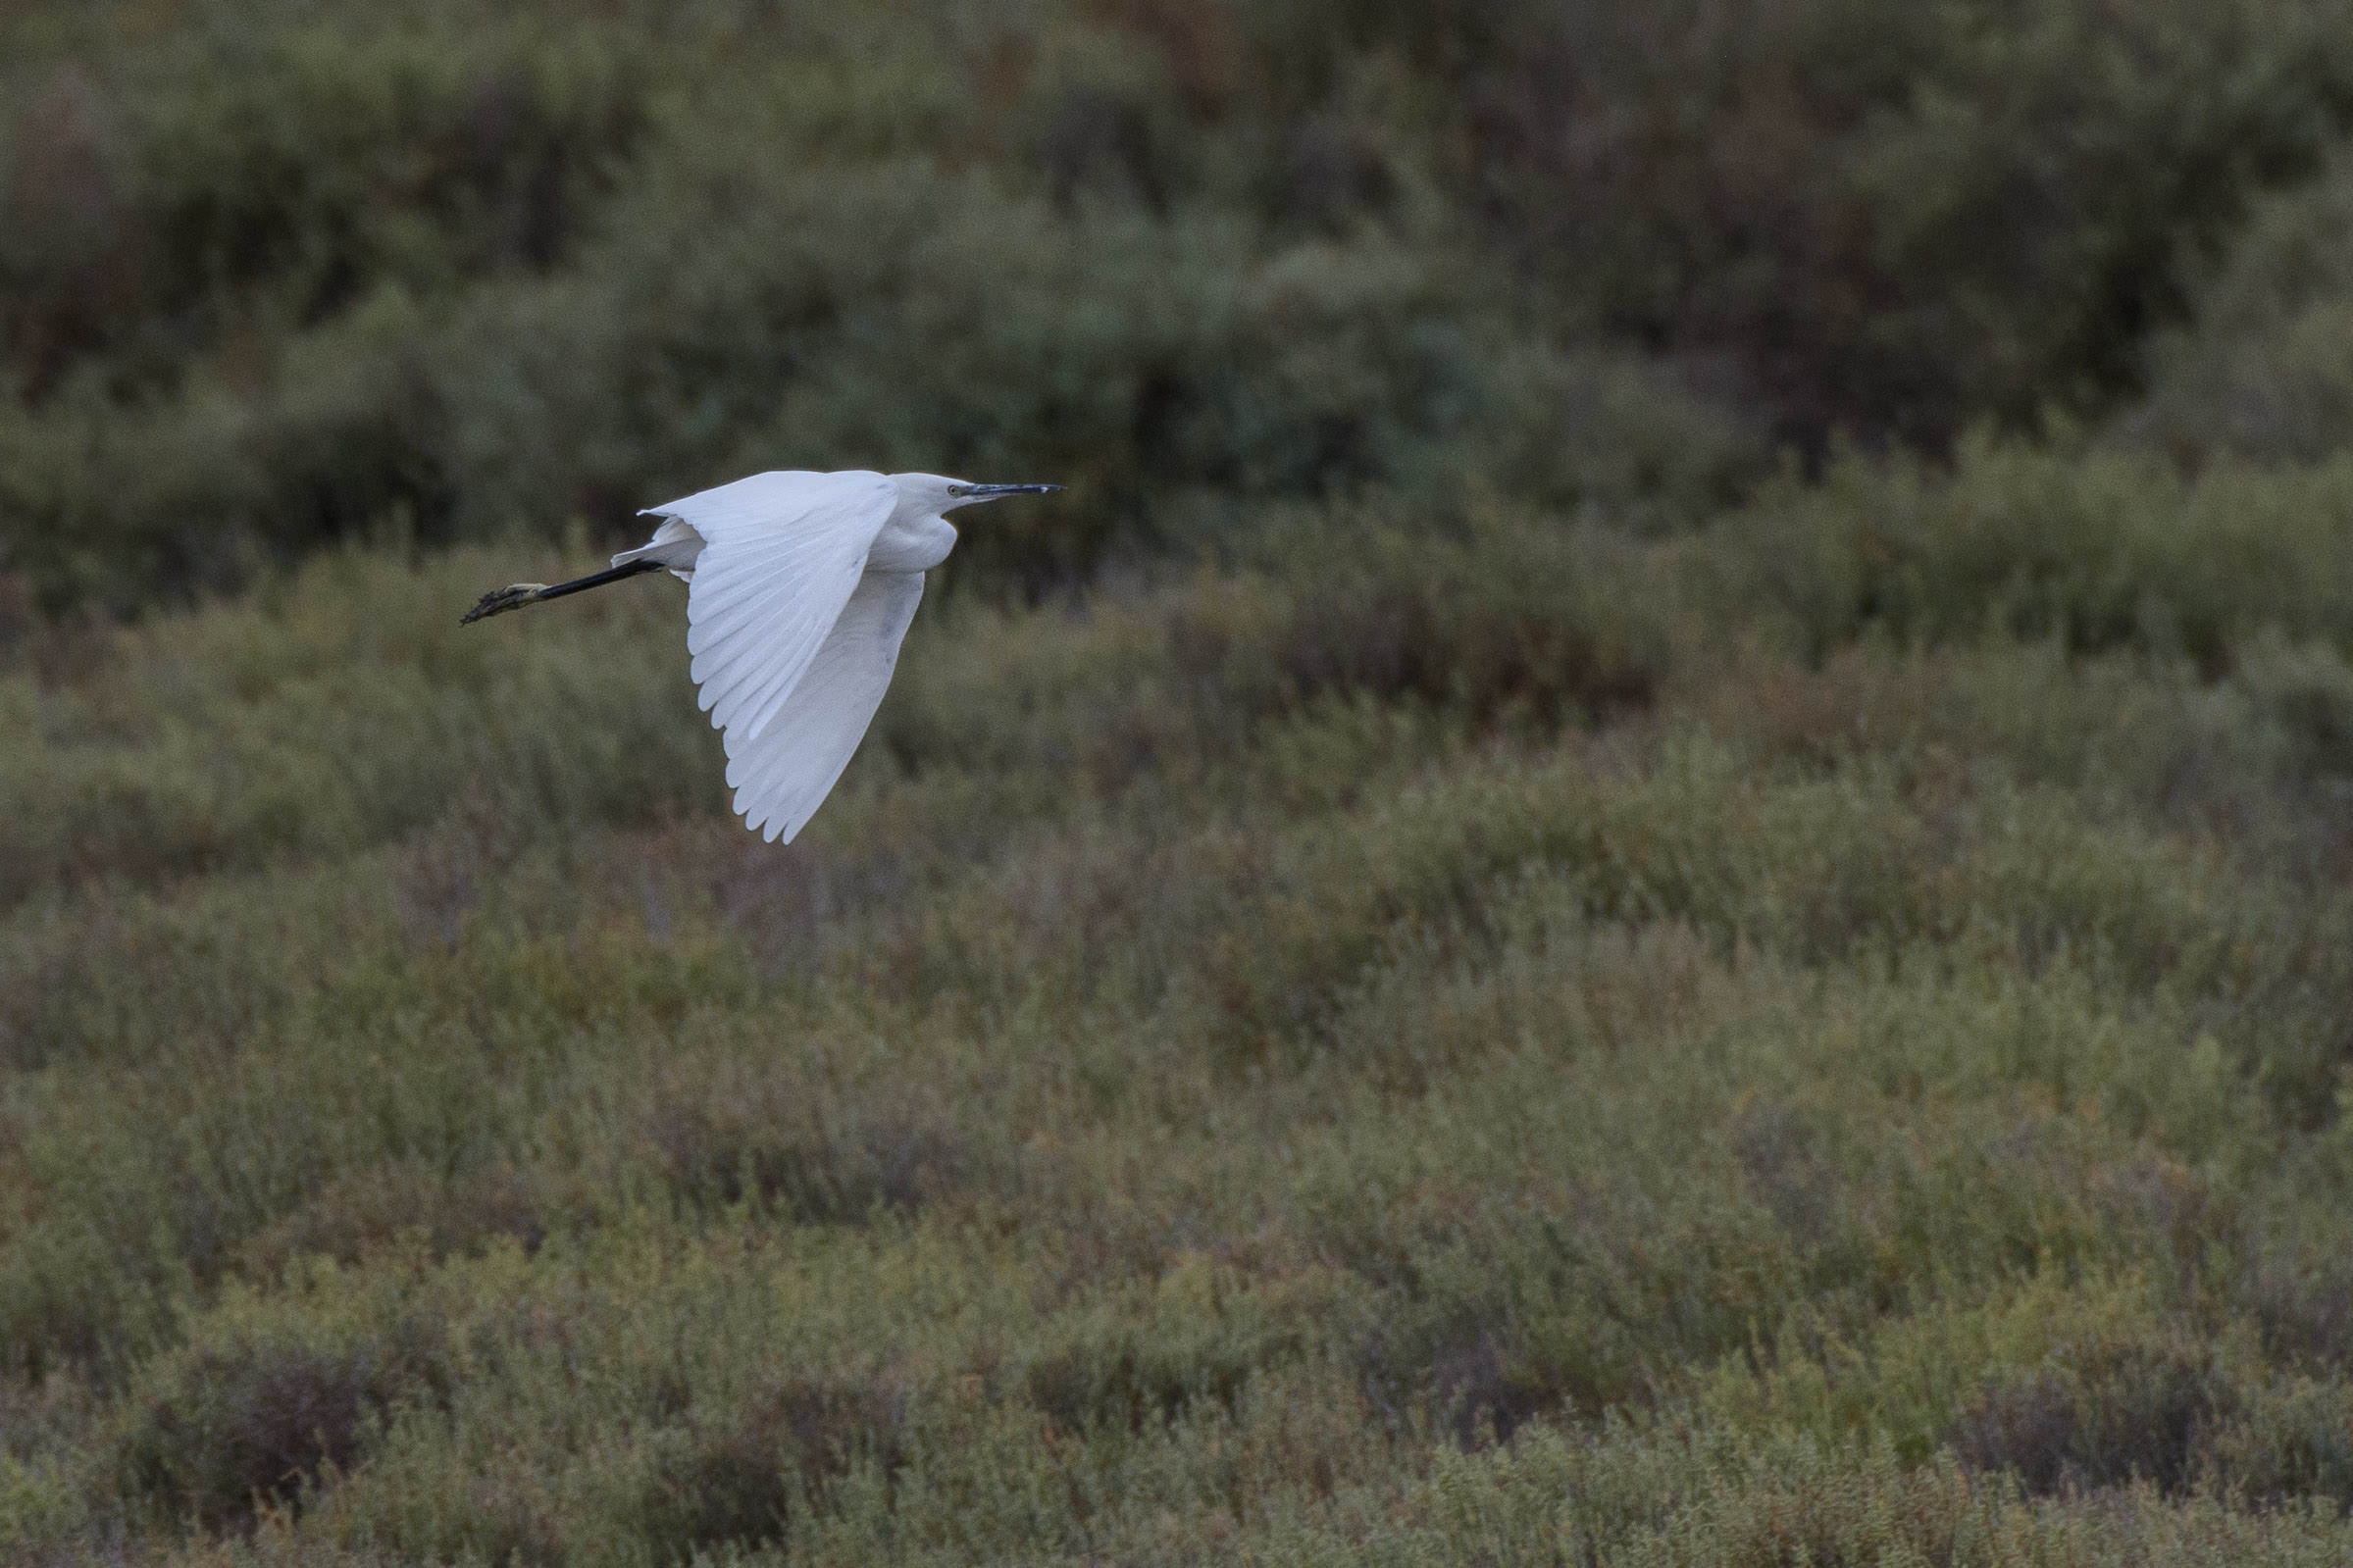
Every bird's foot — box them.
[460,583,549,626]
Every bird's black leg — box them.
[461,559,667,625]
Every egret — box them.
[461,470,1060,843]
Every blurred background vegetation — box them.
[13,0,2353,611]
[20,0,2353,1564]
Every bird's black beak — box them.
[964,483,1062,498]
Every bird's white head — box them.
[888,473,1062,519]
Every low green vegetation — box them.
[15,1,2353,1564]
[11,463,2353,1563]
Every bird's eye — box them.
[946,484,970,497]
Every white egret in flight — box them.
[462,470,1060,843]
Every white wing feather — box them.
[652,471,896,748]
[726,570,925,842]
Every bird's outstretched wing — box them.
[647,470,897,749]
[725,570,925,842]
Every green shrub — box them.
[1436,0,2353,449]
[115,1282,452,1533]
[1951,1337,2235,1497]
[26,0,2353,610]
[1719,436,2353,670]
[2126,145,2353,464]
[637,1373,908,1557]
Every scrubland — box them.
[16,2,2353,1564]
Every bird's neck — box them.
[868,511,958,573]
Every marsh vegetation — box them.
[14,2,2353,1562]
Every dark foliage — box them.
[640,1376,908,1557]
[11,1,2353,610]
[1952,1341,2235,1498]
[117,1318,450,1532]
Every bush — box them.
[116,1290,450,1533]
[22,0,2353,610]
[637,1374,908,1556]
[0,4,1774,613]
[1442,0,2353,450]
[2126,146,2353,464]
[1718,437,2353,670]
[0,22,644,397]
[1952,1338,2234,1497]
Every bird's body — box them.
[463,469,1058,842]
[870,497,964,574]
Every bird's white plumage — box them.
[723,570,925,842]
[470,468,1055,844]
[649,471,896,747]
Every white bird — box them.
[462,470,1060,843]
